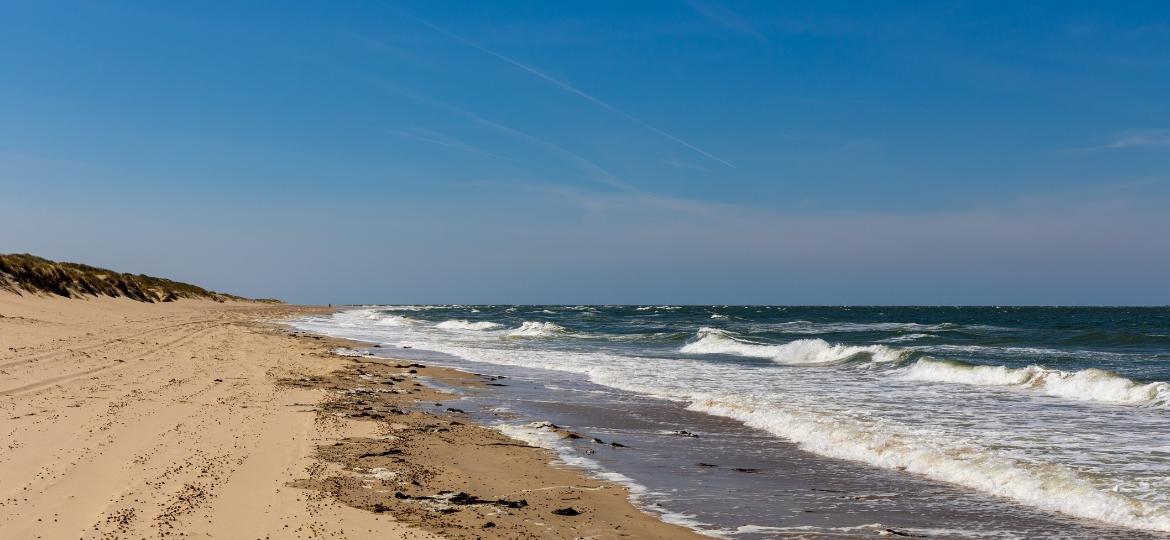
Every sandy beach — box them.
[5,2,1168,536]
[0,293,698,539]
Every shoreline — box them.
[0,293,698,539]
[6,294,1165,539]
[279,336,703,538]
[293,305,1170,540]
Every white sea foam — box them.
[772,321,963,334]
[902,359,1170,408]
[494,421,718,535]
[290,308,1170,534]
[910,344,1124,361]
[877,333,938,343]
[508,321,569,337]
[727,523,1002,538]
[456,343,1170,532]
[682,328,904,365]
[494,421,564,448]
[372,314,419,326]
[690,395,1170,533]
[375,305,451,312]
[435,319,503,331]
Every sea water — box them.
[291,306,1170,538]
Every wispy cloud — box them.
[660,156,714,173]
[373,81,637,192]
[366,80,744,220]
[535,184,746,222]
[441,103,638,193]
[684,0,767,42]
[371,82,756,221]
[1066,129,1170,152]
[1105,129,1170,149]
[388,128,583,181]
[404,13,735,168]
[349,33,433,67]
[387,128,505,160]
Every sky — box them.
[2,1,1169,305]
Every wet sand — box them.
[0,294,697,539]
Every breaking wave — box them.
[293,306,1170,534]
[690,395,1170,533]
[436,319,503,331]
[877,333,938,343]
[771,321,965,334]
[901,359,1170,408]
[909,344,1125,362]
[375,305,452,312]
[681,328,905,365]
[508,321,569,337]
[370,314,419,326]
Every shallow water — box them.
[291,305,1170,537]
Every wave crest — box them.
[901,359,1170,408]
[370,314,419,327]
[878,333,938,343]
[508,321,569,337]
[436,319,503,331]
[691,396,1170,532]
[773,321,964,334]
[681,328,904,365]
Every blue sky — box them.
[2,1,1169,304]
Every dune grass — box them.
[0,253,279,303]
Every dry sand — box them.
[0,293,700,539]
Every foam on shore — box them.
[688,394,1170,532]
[291,306,1170,535]
[494,421,719,536]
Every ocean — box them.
[291,305,1170,538]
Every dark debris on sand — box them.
[280,351,697,539]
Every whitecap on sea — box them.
[681,327,905,365]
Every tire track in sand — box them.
[0,323,225,397]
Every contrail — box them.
[375,81,639,192]
[388,129,502,160]
[406,13,735,168]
